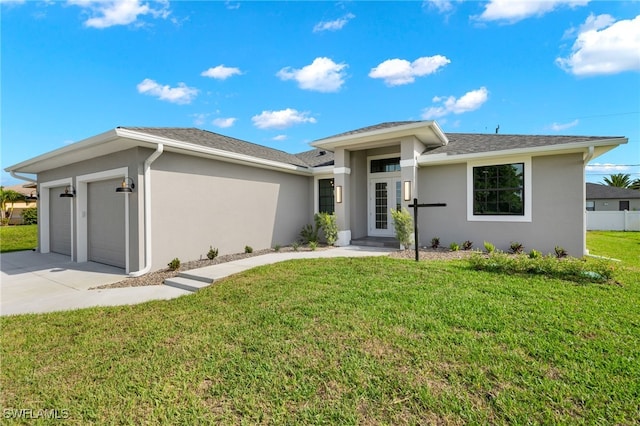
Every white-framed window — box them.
[586,201,595,211]
[467,157,532,222]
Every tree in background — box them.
[0,187,25,226]
[630,178,640,191]
[603,173,631,188]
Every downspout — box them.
[10,171,37,184]
[583,146,595,256]
[129,144,164,277]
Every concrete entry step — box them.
[177,271,216,283]
[351,237,400,249]
[164,276,213,292]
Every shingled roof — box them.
[120,127,311,168]
[295,148,335,167]
[423,133,624,156]
[586,183,640,199]
[314,121,422,141]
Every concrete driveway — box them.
[1,251,189,316]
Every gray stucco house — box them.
[586,183,640,211]
[6,121,627,274]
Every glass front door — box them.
[369,178,401,236]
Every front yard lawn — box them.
[1,232,638,424]
[0,224,37,253]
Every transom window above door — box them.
[370,157,400,173]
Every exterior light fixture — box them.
[335,185,343,204]
[116,177,135,193]
[403,181,412,201]
[60,185,75,198]
[26,191,38,202]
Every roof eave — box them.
[117,128,313,175]
[417,137,628,166]
[311,121,448,150]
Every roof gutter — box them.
[9,171,37,184]
[129,144,164,278]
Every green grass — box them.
[0,224,37,253]
[1,232,639,424]
[587,230,640,267]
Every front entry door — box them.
[369,178,401,236]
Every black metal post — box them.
[413,198,419,261]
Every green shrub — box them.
[462,240,473,251]
[431,237,440,249]
[510,241,524,254]
[449,242,460,251]
[168,258,181,271]
[292,242,300,252]
[529,249,542,259]
[484,241,495,254]
[390,208,413,249]
[309,241,318,251]
[555,246,568,258]
[468,252,617,284]
[314,212,338,246]
[244,246,253,254]
[274,244,281,252]
[22,207,38,225]
[299,224,318,244]
[207,246,218,260]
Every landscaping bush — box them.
[462,240,473,251]
[431,237,440,249]
[168,258,181,271]
[449,242,460,251]
[390,208,413,249]
[244,246,253,254]
[314,212,338,246]
[484,241,496,254]
[22,207,38,225]
[299,224,318,244]
[468,252,617,284]
[207,246,218,260]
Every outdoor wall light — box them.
[116,177,135,193]
[403,181,412,202]
[335,185,343,204]
[26,191,38,202]
[60,185,75,198]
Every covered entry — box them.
[87,178,126,268]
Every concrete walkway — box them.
[1,246,393,316]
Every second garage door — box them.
[88,179,126,269]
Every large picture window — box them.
[473,163,524,215]
[318,178,335,214]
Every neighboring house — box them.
[1,183,38,225]
[5,121,627,274]
[586,183,640,211]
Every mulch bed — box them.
[92,246,476,290]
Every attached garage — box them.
[87,178,126,269]
[49,186,72,256]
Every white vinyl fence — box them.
[587,211,640,231]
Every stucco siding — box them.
[149,152,312,271]
[417,153,585,256]
[37,148,142,270]
[349,151,368,239]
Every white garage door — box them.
[88,179,126,269]
[49,186,72,256]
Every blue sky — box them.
[2,0,639,186]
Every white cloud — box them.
[192,113,208,126]
[476,0,589,24]
[586,163,631,173]
[272,135,287,141]
[225,1,240,10]
[550,119,579,131]
[277,57,347,93]
[251,108,317,130]
[136,78,198,104]
[201,65,243,80]
[421,87,489,119]
[556,14,640,76]
[67,0,170,28]
[423,0,454,14]
[212,117,236,128]
[313,13,355,32]
[369,55,451,86]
